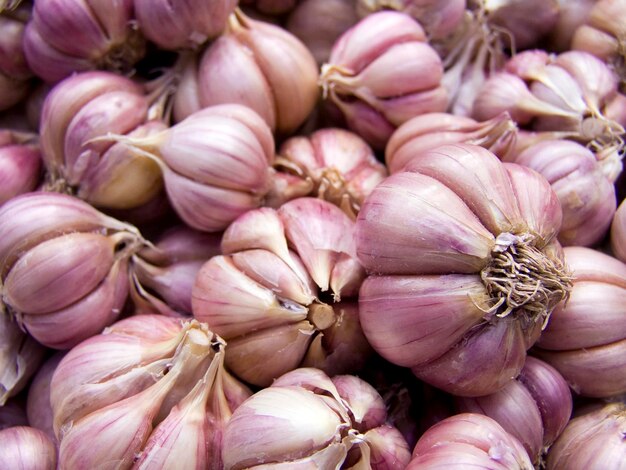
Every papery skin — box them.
[513,140,616,247]
[356,143,570,397]
[611,199,626,263]
[0,311,46,405]
[408,413,534,469]
[134,0,237,50]
[321,11,448,150]
[533,247,626,397]
[174,10,319,136]
[0,426,57,470]
[23,0,145,82]
[545,402,625,470]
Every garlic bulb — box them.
[102,104,276,232]
[320,11,448,149]
[192,198,372,387]
[51,315,251,469]
[357,143,572,396]
[266,128,388,218]
[173,9,319,136]
[0,6,32,111]
[221,368,411,469]
[39,71,166,210]
[23,0,145,82]
[0,192,145,348]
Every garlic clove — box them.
[331,375,386,431]
[456,380,544,460]
[224,321,316,387]
[196,35,277,129]
[536,281,626,351]
[63,90,149,185]
[39,71,142,169]
[356,171,495,274]
[562,246,626,286]
[79,121,165,210]
[22,257,130,349]
[221,207,291,262]
[533,339,626,398]
[361,425,412,470]
[27,352,64,444]
[232,13,319,135]
[192,256,309,338]
[555,51,618,108]
[336,41,443,100]
[161,165,264,232]
[0,143,42,206]
[404,144,525,235]
[612,199,626,263]
[359,274,488,368]
[413,316,528,397]
[505,163,563,247]
[329,254,366,300]
[3,232,115,315]
[517,357,572,447]
[279,198,358,293]
[231,249,317,306]
[158,113,273,193]
[222,386,346,468]
[0,426,57,470]
[0,312,46,406]
[327,11,426,74]
[0,192,139,277]
[245,443,348,469]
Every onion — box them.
[222,367,411,469]
[320,10,448,149]
[546,402,626,470]
[192,199,372,387]
[266,127,388,218]
[356,143,572,396]
[51,315,251,469]
[408,413,534,469]
[0,426,57,469]
[23,0,145,83]
[173,8,319,136]
[533,247,626,398]
[0,192,145,349]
